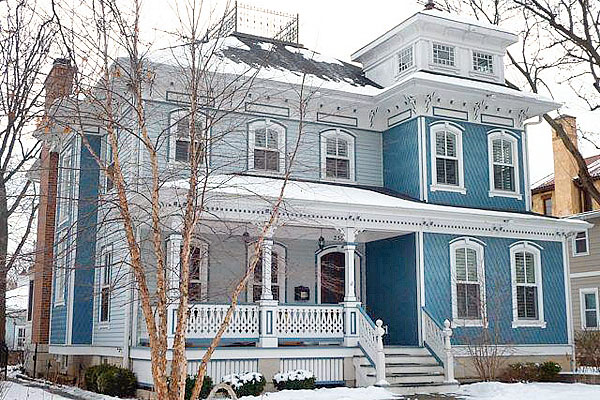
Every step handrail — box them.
[421,307,457,383]
[357,305,388,386]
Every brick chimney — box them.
[31,58,75,346]
[551,115,580,216]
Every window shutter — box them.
[525,252,535,284]
[267,128,278,149]
[456,248,467,281]
[445,132,456,157]
[435,132,446,156]
[515,252,525,283]
[255,128,266,148]
[466,248,478,281]
[492,139,503,163]
[326,138,337,156]
[337,139,348,157]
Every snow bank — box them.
[458,381,600,400]
[238,386,397,400]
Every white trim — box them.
[571,271,600,279]
[320,129,356,182]
[572,230,590,257]
[510,242,546,328]
[417,116,424,200]
[247,241,286,303]
[522,130,531,211]
[49,345,123,357]
[98,244,113,325]
[450,238,486,327]
[248,118,286,173]
[487,130,521,199]
[453,344,573,357]
[419,117,428,202]
[430,122,465,193]
[57,142,73,224]
[563,237,574,347]
[316,246,361,304]
[54,233,68,306]
[579,288,600,330]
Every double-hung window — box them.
[473,51,494,74]
[580,288,599,329]
[433,43,455,66]
[58,145,73,223]
[397,46,413,74]
[187,241,209,302]
[249,119,285,172]
[511,242,545,328]
[99,246,112,323]
[321,129,355,181]
[450,238,485,326]
[488,131,520,197]
[431,123,463,192]
[54,234,68,306]
[573,231,589,256]
[170,109,205,164]
[16,326,26,349]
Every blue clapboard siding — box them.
[422,233,568,345]
[71,134,100,344]
[382,118,421,199]
[366,234,418,345]
[425,117,527,211]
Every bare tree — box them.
[0,0,55,344]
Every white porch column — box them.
[343,227,359,347]
[259,235,278,348]
[166,233,182,337]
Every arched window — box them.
[188,239,209,302]
[510,242,546,328]
[248,119,286,172]
[430,122,464,193]
[450,238,485,326]
[169,109,206,164]
[488,130,520,198]
[320,129,355,181]
[247,242,286,302]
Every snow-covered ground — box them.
[238,386,398,400]
[457,382,600,400]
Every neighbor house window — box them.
[580,288,599,329]
[433,43,455,66]
[248,119,285,172]
[510,242,545,328]
[99,245,112,322]
[170,109,205,164]
[488,131,520,197]
[430,123,464,192]
[321,129,355,181]
[397,46,413,74]
[187,240,209,302]
[473,51,494,74]
[54,234,68,306]
[450,238,486,326]
[543,196,552,215]
[573,231,589,256]
[16,326,26,349]
[247,242,286,303]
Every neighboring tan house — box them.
[33,4,587,395]
[6,273,32,352]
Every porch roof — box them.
[165,175,589,239]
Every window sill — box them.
[97,322,111,329]
[428,63,460,75]
[488,190,522,200]
[573,251,590,257]
[452,319,486,328]
[248,169,285,177]
[430,184,466,194]
[512,320,547,329]
[321,177,355,184]
[54,301,65,308]
[468,70,499,81]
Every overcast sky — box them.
[140,0,600,184]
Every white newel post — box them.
[443,319,457,383]
[343,228,359,347]
[166,233,182,337]
[375,319,389,386]
[259,237,278,348]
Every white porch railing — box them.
[422,307,456,383]
[357,306,387,385]
[183,304,260,339]
[277,304,344,339]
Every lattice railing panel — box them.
[277,305,344,339]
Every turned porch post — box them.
[343,227,359,346]
[259,234,278,348]
[165,233,182,337]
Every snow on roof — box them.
[418,8,516,36]
[6,284,28,312]
[147,34,382,96]
[167,174,587,231]
[532,154,600,192]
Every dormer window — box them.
[397,46,413,74]
[473,51,494,74]
[248,119,286,173]
[433,43,455,67]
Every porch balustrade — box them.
[422,307,456,383]
[357,306,388,385]
[185,303,260,339]
[277,304,344,339]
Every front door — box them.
[321,252,345,304]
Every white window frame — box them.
[510,242,546,328]
[248,118,286,173]
[54,234,68,306]
[320,129,356,182]
[573,230,590,257]
[397,45,414,75]
[246,241,286,303]
[450,238,486,327]
[430,122,465,194]
[580,288,599,329]
[472,51,494,74]
[487,130,521,199]
[58,144,73,223]
[99,245,112,324]
[169,109,207,165]
[432,42,456,67]
[187,239,209,303]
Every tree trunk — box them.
[0,179,8,344]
